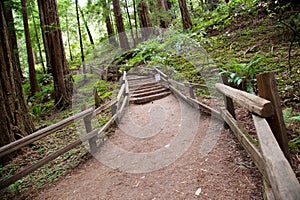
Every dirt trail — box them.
[33,95,262,200]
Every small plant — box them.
[220,53,266,93]
[283,107,300,153]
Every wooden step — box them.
[131,87,169,98]
[127,76,153,81]
[130,91,171,104]
[131,85,165,94]
[128,78,155,85]
[129,81,158,89]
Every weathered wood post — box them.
[82,105,97,154]
[221,76,236,119]
[185,82,195,99]
[93,87,102,108]
[256,72,290,160]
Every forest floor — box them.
[30,95,262,200]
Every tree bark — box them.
[0,2,34,148]
[37,0,73,108]
[158,0,169,28]
[178,0,193,30]
[3,0,23,80]
[102,0,117,46]
[112,0,130,50]
[138,1,153,39]
[138,1,152,28]
[37,0,51,74]
[75,0,85,73]
[21,0,40,96]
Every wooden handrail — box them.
[0,108,94,158]
[253,115,300,200]
[216,83,274,117]
[153,66,168,79]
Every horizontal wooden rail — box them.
[0,109,121,190]
[153,67,168,79]
[253,115,300,200]
[189,82,217,92]
[216,83,274,117]
[93,99,117,117]
[168,79,185,87]
[0,108,94,158]
[169,85,222,120]
[188,97,221,120]
[221,108,268,183]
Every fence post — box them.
[221,76,236,119]
[256,72,290,160]
[93,87,103,108]
[185,82,195,99]
[82,105,97,154]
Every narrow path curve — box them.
[33,93,262,199]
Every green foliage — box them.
[289,136,300,153]
[220,54,266,93]
[96,80,113,99]
[283,107,300,153]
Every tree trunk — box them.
[138,1,152,28]
[29,0,46,74]
[75,0,85,73]
[80,7,94,45]
[178,0,193,30]
[112,0,130,50]
[132,0,139,39]
[0,2,34,148]
[37,0,51,74]
[37,0,73,108]
[158,0,169,28]
[124,0,136,46]
[21,0,40,96]
[138,1,152,39]
[3,0,23,80]
[102,0,117,46]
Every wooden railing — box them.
[153,67,300,200]
[0,71,129,190]
[1,67,300,199]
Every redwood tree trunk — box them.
[138,1,152,39]
[0,2,34,147]
[112,0,130,50]
[102,0,117,46]
[37,0,73,108]
[21,0,40,96]
[158,0,169,28]
[37,0,51,74]
[178,0,193,30]
[138,1,152,28]
[3,0,23,80]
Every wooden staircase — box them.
[128,74,171,104]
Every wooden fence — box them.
[0,71,129,190]
[153,67,300,200]
[1,68,300,199]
